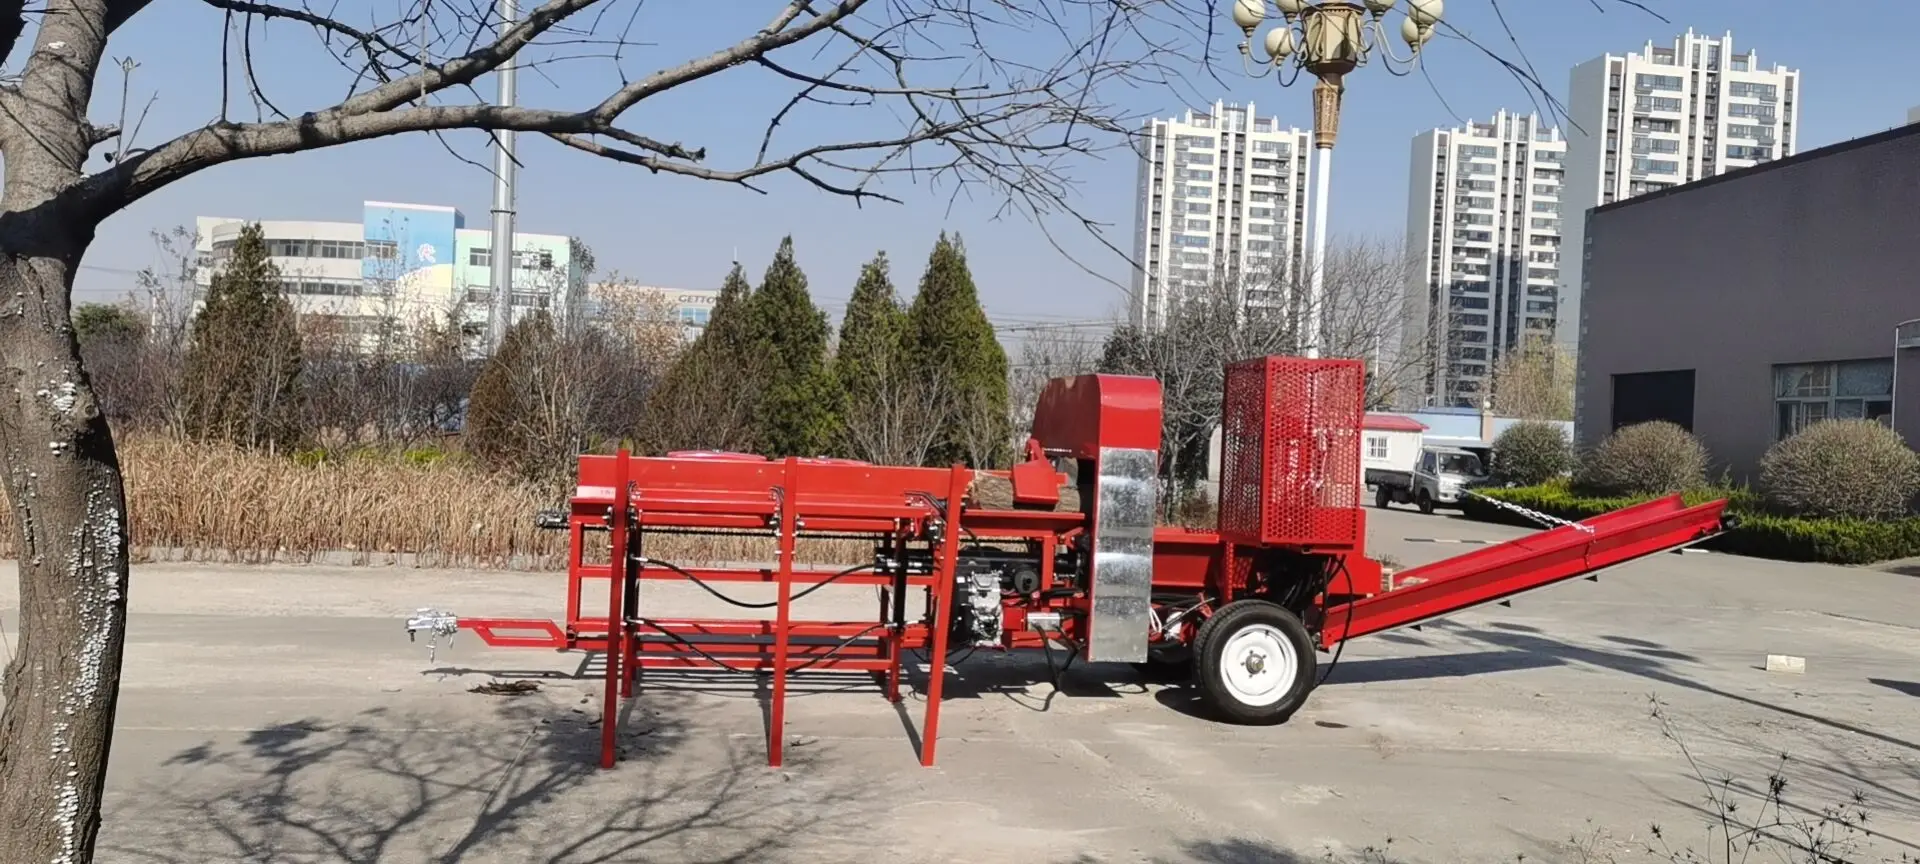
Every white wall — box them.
[1361,428,1422,474]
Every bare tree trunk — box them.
[0,249,131,864]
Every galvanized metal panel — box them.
[1086,446,1158,663]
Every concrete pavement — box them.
[4,506,1919,862]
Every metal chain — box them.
[1462,489,1595,534]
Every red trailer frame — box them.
[406,355,1730,769]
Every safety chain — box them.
[1462,489,1595,534]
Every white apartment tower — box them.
[1560,29,1800,349]
[1405,111,1567,407]
[1131,101,1311,328]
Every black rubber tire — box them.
[1417,489,1435,515]
[1374,484,1391,508]
[1192,600,1317,726]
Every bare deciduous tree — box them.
[837,353,954,468]
[1489,333,1576,421]
[1101,276,1296,493]
[1007,325,1105,441]
[1102,239,1424,505]
[0,1,1215,859]
[585,275,692,378]
[1296,238,1428,411]
[295,301,480,447]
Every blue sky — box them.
[69,1,1917,328]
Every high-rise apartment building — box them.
[1404,111,1566,407]
[1130,101,1311,328]
[1560,29,1800,349]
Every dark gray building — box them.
[1574,122,1920,480]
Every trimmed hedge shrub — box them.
[1574,420,1709,496]
[1490,420,1574,486]
[1759,419,1920,519]
[1461,480,1920,565]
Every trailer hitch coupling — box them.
[406,608,460,662]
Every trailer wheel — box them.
[1193,600,1316,726]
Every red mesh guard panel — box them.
[1218,357,1365,548]
[1218,359,1269,543]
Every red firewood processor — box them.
[406,355,1730,769]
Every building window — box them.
[1774,359,1893,439]
[1365,435,1388,460]
[1613,369,1696,431]
[1635,73,1684,91]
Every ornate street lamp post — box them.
[1231,0,1440,357]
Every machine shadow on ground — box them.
[401,615,1920,859]
[423,646,1163,712]
[97,693,880,864]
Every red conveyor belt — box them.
[1317,494,1730,649]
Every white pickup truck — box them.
[1358,415,1490,514]
[1369,444,1489,514]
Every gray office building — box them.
[1574,122,1920,480]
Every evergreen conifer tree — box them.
[705,260,758,362]
[905,232,1010,467]
[466,310,560,479]
[747,236,837,457]
[831,251,906,446]
[638,262,764,454]
[181,221,304,451]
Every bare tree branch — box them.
[199,0,431,74]
[71,0,1213,268]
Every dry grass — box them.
[0,435,868,571]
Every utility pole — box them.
[486,0,519,353]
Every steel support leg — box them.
[768,458,799,768]
[600,449,631,770]
[621,534,640,699]
[885,532,908,703]
[918,466,967,767]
